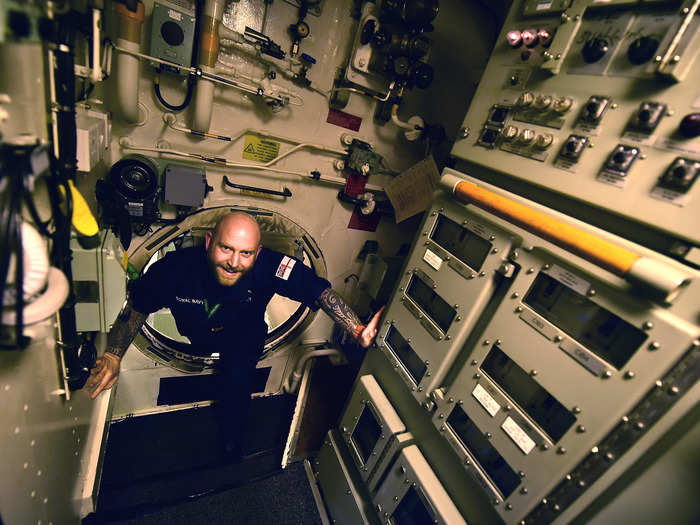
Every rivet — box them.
[541,443,550,450]
[440,425,446,431]
[505,405,512,411]
[649,341,660,350]
[527,267,534,274]
[587,289,596,296]
[673,55,681,63]
[31,491,36,498]
[37,470,42,476]
[573,406,581,414]
[23,462,28,469]
[682,6,690,13]
[512,292,520,299]
[486,432,492,438]
[14,427,20,434]
[492,248,499,254]
[439,413,444,419]
[468,273,475,279]
[454,304,459,309]
[578,480,586,487]
[456,316,462,321]
[511,251,519,259]
[643,321,654,330]
[515,306,523,313]
[426,372,431,376]
[448,397,454,403]
[489,235,496,241]
[479,271,486,277]
[605,452,615,461]
[636,422,645,430]
[458,399,464,405]
[422,231,428,236]
[471,360,478,366]
[493,499,500,506]
[543,264,551,270]
[484,340,491,345]
[555,53,561,59]
[655,380,663,388]
[577,425,586,433]
[624,371,635,379]
[474,373,481,379]
[424,359,429,365]
[506,503,513,511]
[530,369,537,376]
[553,504,561,511]
[30,440,35,447]
[520,487,528,494]
[557,447,566,454]
[670,385,680,395]
[43,498,48,504]
[655,55,662,62]
[554,335,563,342]
[24,404,28,412]
[418,387,423,392]
[611,103,618,109]
[603,370,612,378]
[519,470,525,477]
[495,339,502,345]
[445,336,451,341]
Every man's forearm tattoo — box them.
[105,298,147,358]
[315,288,362,337]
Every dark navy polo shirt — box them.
[130,246,331,352]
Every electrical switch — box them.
[517,128,536,144]
[559,135,588,162]
[579,96,610,125]
[630,102,666,133]
[657,158,700,193]
[537,28,553,48]
[604,145,639,175]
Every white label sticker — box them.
[168,9,183,21]
[536,1,553,10]
[502,416,536,455]
[472,384,500,417]
[547,264,591,296]
[275,256,296,280]
[423,248,443,271]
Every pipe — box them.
[114,1,144,123]
[440,173,691,302]
[192,0,226,132]
[2,267,69,325]
[283,348,343,394]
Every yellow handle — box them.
[452,180,640,276]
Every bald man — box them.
[87,212,383,457]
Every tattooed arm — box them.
[315,288,385,348]
[86,298,147,399]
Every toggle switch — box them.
[657,157,700,193]
[630,102,667,133]
[604,145,639,175]
[552,96,573,114]
[579,96,610,125]
[534,133,554,150]
[559,134,588,162]
[533,94,553,110]
[501,125,519,141]
[517,91,535,107]
[517,128,536,144]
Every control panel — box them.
[452,0,700,249]
[374,172,699,523]
[376,197,518,409]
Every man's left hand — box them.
[358,306,386,348]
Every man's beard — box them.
[208,260,251,286]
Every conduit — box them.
[114,1,144,123]
[192,0,226,132]
[440,173,691,302]
[2,267,69,325]
[120,137,385,192]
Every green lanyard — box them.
[203,299,221,319]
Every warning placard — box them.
[242,135,280,163]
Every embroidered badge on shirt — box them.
[275,256,296,280]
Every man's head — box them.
[205,212,262,286]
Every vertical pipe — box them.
[192,0,226,132]
[114,1,144,123]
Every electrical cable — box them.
[153,69,195,111]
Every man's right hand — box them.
[86,352,121,399]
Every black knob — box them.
[393,56,410,77]
[411,62,433,89]
[613,151,626,164]
[679,113,700,138]
[627,36,659,65]
[521,50,531,61]
[582,38,609,64]
[672,165,687,179]
[566,140,577,152]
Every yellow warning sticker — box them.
[242,135,280,163]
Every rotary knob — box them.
[521,29,538,48]
[506,30,522,48]
[552,96,573,114]
[501,125,519,141]
[582,38,609,64]
[627,36,659,65]
[533,94,553,110]
[517,91,535,107]
[534,133,554,149]
[517,128,536,144]
[679,113,700,138]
